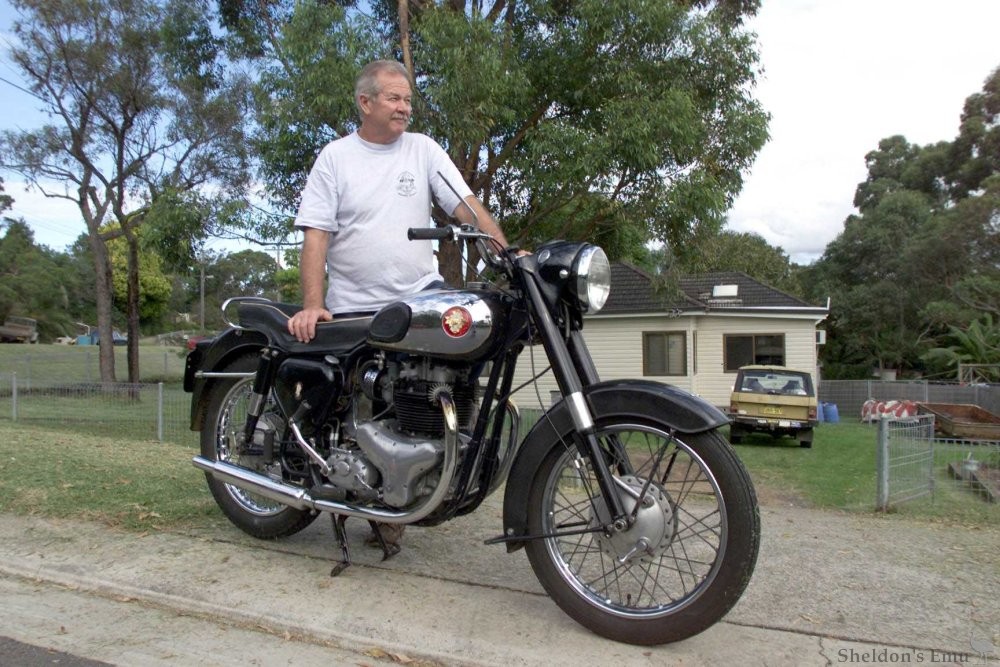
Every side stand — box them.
[328,515,402,577]
[330,514,352,577]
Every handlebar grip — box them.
[407,227,452,241]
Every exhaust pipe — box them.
[194,393,459,525]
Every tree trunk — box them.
[398,0,413,80]
[126,233,141,383]
[88,233,117,383]
[438,243,462,286]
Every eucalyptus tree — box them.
[805,66,1000,378]
[0,0,252,382]
[223,0,768,282]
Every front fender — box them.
[185,327,267,431]
[500,379,729,552]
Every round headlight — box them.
[573,246,611,313]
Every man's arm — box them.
[287,227,333,343]
[452,195,512,249]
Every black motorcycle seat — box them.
[236,301,372,355]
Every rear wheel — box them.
[524,422,759,645]
[200,354,317,539]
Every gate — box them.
[876,414,935,510]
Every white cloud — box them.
[727,0,1000,265]
[2,178,85,250]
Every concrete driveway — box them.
[0,499,996,666]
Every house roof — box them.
[600,263,826,315]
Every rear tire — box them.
[524,423,759,645]
[200,353,317,539]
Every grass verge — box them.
[0,420,224,531]
[731,422,999,526]
[0,419,996,533]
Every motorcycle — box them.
[184,221,760,646]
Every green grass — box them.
[0,342,188,385]
[0,409,995,534]
[730,422,1000,526]
[0,420,224,531]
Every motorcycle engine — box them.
[391,358,478,436]
[347,356,477,507]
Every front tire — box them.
[524,423,759,645]
[200,353,317,539]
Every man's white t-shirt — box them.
[294,131,473,314]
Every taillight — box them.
[808,405,817,419]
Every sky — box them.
[1,1,1000,264]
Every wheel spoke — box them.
[214,378,286,516]
[539,425,731,617]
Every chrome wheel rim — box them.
[541,424,728,618]
[214,378,287,517]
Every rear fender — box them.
[500,379,729,552]
[185,327,267,431]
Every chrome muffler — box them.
[193,393,459,525]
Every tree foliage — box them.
[0,0,251,381]
[0,220,78,339]
[805,66,1000,379]
[230,0,768,281]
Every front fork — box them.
[519,270,629,525]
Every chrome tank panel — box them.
[369,289,504,359]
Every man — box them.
[288,59,512,344]
[287,60,514,550]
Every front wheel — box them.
[524,423,759,645]
[200,353,317,539]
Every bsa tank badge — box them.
[441,306,472,338]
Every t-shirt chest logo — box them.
[396,171,417,197]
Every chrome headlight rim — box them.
[573,245,611,314]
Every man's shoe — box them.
[365,522,406,548]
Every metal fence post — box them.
[157,382,164,442]
[11,372,17,421]
[876,417,889,511]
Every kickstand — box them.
[367,520,402,561]
[330,514,351,577]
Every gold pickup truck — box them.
[728,365,818,448]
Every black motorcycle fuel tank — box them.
[368,288,507,361]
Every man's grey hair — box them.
[354,60,411,115]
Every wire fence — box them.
[877,414,1000,510]
[0,372,194,446]
[2,364,998,512]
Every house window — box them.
[643,332,687,376]
[724,334,785,371]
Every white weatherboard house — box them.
[509,263,830,410]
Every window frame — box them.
[642,331,688,377]
[723,333,786,371]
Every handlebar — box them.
[407,224,514,272]
[407,226,456,241]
